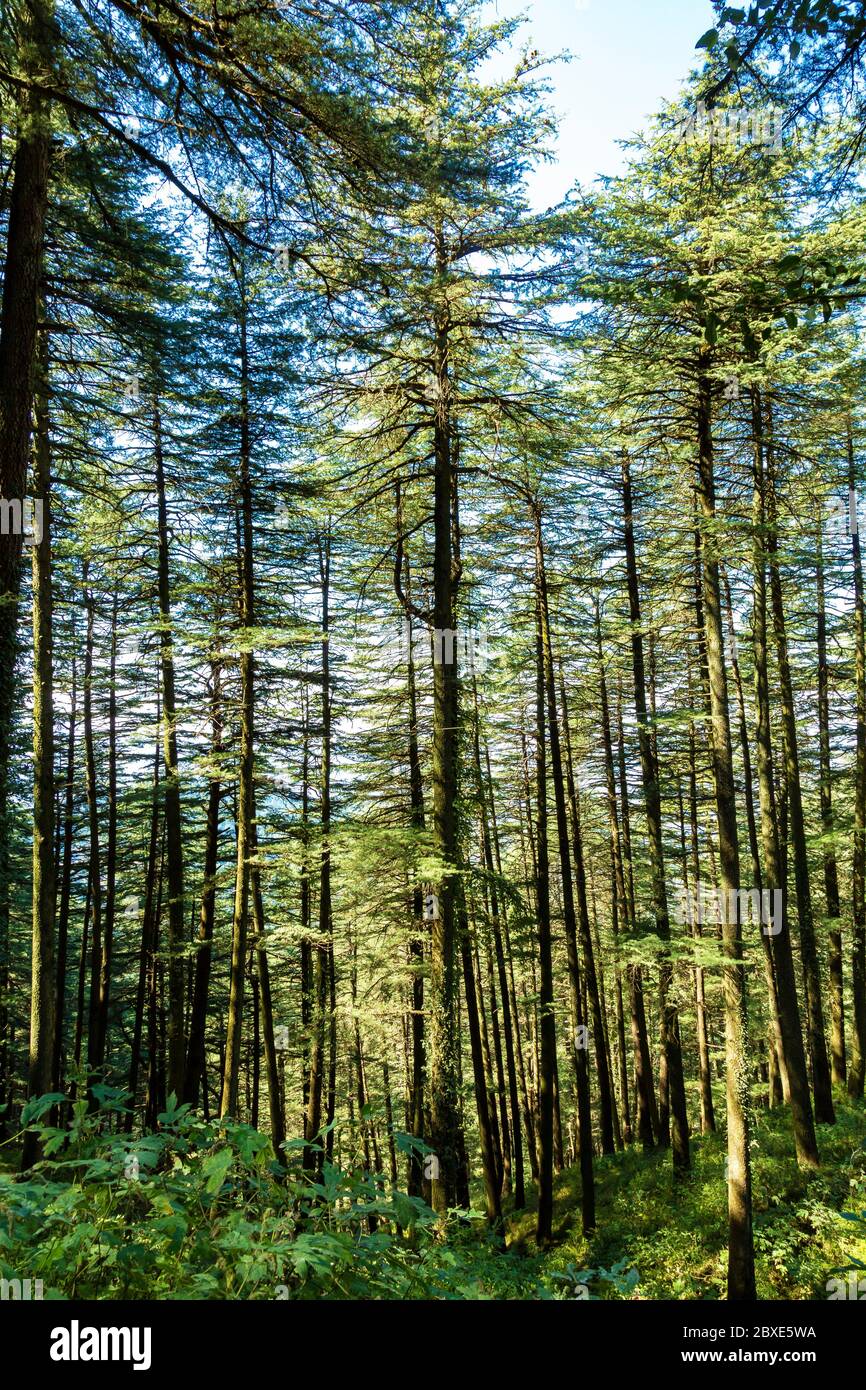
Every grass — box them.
[505,1099,866,1299]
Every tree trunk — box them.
[22,321,55,1168]
[621,452,690,1173]
[749,394,821,1173]
[763,400,834,1124]
[697,357,755,1300]
[459,901,503,1227]
[250,838,285,1161]
[220,278,254,1120]
[184,656,222,1106]
[395,482,427,1196]
[304,532,335,1176]
[153,400,186,1101]
[534,589,556,1247]
[128,717,161,1129]
[92,595,117,1069]
[848,419,866,1097]
[52,649,76,1097]
[560,664,616,1164]
[0,9,54,1116]
[615,676,659,1147]
[815,515,845,1088]
[682,738,715,1134]
[721,560,788,1107]
[83,568,102,1084]
[427,247,462,1212]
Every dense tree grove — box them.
[1,0,866,1305]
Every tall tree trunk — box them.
[749,393,818,1169]
[459,900,503,1227]
[395,481,427,1196]
[72,874,91,1079]
[145,833,166,1130]
[763,401,834,1124]
[739,391,822,1173]
[250,825,286,1161]
[533,506,598,1223]
[299,684,312,1131]
[382,1062,398,1184]
[815,515,845,1089]
[0,9,54,1114]
[250,957,260,1129]
[185,655,223,1105]
[470,919,503,1192]
[848,419,866,1097]
[83,567,102,1083]
[476,717,525,1207]
[682,740,715,1134]
[426,241,462,1212]
[304,532,334,1176]
[615,677,658,1147]
[560,665,617,1162]
[721,562,788,1106]
[128,717,161,1129]
[697,357,756,1300]
[480,921,510,1196]
[325,945,338,1164]
[595,606,636,1145]
[153,401,186,1101]
[52,650,75,1096]
[220,278,254,1120]
[488,738,535,1184]
[621,452,690,1173]
[22,321,55,1167]
[93,595,117,1068]
[533,596,556,1248]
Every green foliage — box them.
[509,1101,866,1300]
[0,1091,550,1300]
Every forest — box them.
[1,0,866,1310]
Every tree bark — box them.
[815,515,845,1088]
[621,452,690,1173]
[52,649,76,1097]
[697,357,756,1300]
[220,274,254,1120]
[22,320,55,1168]
[764,398,834,1124]
[128,717,161,1129]
[749,393,818,1168]
[427,241,462,1212]
[304,532,335,1176]
[153,400,186,1101]
[533,593,556,1248]
[0,9,54,1112]
[184,656,222,1105]
[83,568,102,1085]
[848,420,866,1097]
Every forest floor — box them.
[2,1098,864,1299]
[507,1099,866,1299]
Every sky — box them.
[482,0,718,206]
